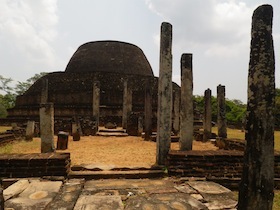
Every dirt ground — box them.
[9,135,218,167]
[56,136,218,167]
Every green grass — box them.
[0,143,12,153]
[274,191,280,210]
[212,127,280,151]
[0,126,11,133]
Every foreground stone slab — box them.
[5,180,62,209]
[3,179,29,201]
[74,195,123,210]
[84,179,174,191]
[45,179,84,210]
[188,181,237,209]
[125,193,208,210]
[188,181,231,194]
[2,178,237,209]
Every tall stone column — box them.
[92,81,100,132]
[179,53,193,151]
[40,103,55,153]
[144,80,152,140]
[173,89,180,135]
[156,22,173,165]
[203,89,212,141]
[41,78,48,103]
[122,79,132,129]
[238,5,275,210]
[217,84,227,138]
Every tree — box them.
[193,95,246,128]
[0,75,13,94]
[14,72,47,95]
[0,72,47,118]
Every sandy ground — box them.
[9,135,218,167]
[57,136,218,167]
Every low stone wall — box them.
[0,153,70,178]
[167,150,280,189]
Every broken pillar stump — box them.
[57,131,69,150]
[25,121,35,141]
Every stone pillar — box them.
[217,84,227,138]
[156,22,173,165]
[179,53,193,151]
[144,80,152,140]
[41,78,48,103]
[72,123,80,141]
[92,81,100,133]
[40,103,55,153]
[203,89,212,141]
[25,120,35,141]
[173,89,180,135]
[238,5,275,210]
[138,116,144,136]
[122,79,132,129]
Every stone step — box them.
[96,132,128,137]
[141,132,179,142]
[68,170,166,180]
[0,133,15,145]
[98,128,126,133]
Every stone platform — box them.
[3,177,237,210]
[96,127,129,137]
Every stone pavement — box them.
[3,178,238,210]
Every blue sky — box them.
[0,0,279,102]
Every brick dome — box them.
[65,41,154,77]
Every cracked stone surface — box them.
[3,178,238,210]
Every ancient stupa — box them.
[7,40,180,134]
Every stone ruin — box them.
[4,41,181,136]
[0,5,277,209]
[0,25,228,161]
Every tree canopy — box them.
[193,95,246,128]
[0,73,279,130]
[0,73,47,117]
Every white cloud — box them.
[145,0,265,101]
[146,0,253,57]
[0,0,58,77]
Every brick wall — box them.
[167,150,280,189]
[0,153,70,178]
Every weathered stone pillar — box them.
[72,123,80,141]
[217,84,227,138]
[138,116,143,136]
[173,89,180,135]
[203,89,212,141]
[92,81,100,133]
[144,80,152,140]
[122,79,132,129]
[238,5,275,210]
[156,22,173,165]
[179,53,193,150]
[41,78,48,103]
[25,120,35,141]
[40,103,55,153]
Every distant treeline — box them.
[0,73,280,130]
